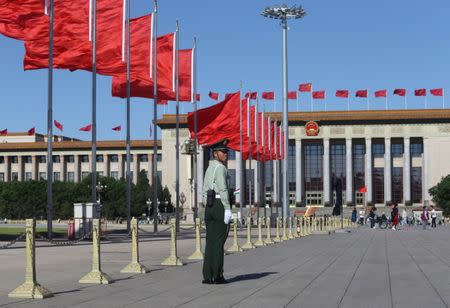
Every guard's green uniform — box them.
[202,159,230,282]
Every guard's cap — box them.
[210,138,229,152]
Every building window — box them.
[96,155,104,162]
[288,144,296,192]
[228,169,236,190]
[38,156,46,163]
[81,155,89,163]
[391,167,403,204]
[23,156,32,164]
[39,172,47,180]
[82,172,90,179]
[67,172,75,183]
[353,142,365,205]
[264,162,273,190]
[52,156,60,163]
[372,142,384,158]
[10,156,18,164]
[304,143,323,195]
[0,156,4,164]
[411,167,422,203]
[156,154,162,162]
[109,154,119,162]
[11,172,18,181]
[53,172,60,182]
[110,171,119,179]
[139,154,149,162]
[372,168,384,204]
[331,142,346,192]
[391,142,404,158]
[25,172,32,181]
[410,140,423,157]
[65,155,75,163]
[0,173,4,181]
[97,171,104,177]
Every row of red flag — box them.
[205,86,444,102]
[187,92,285,161]
[0,0,197,102]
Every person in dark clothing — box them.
[369,208,376,229]
[351,208,357,224]
[391,204,399,230]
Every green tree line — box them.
[0,170,173,220]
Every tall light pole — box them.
[262,5,306,219]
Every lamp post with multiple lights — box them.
[262,5,306,220]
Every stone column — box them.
[423,137,430,204]
[403,137,411,203]
[61,155,66,182]
[18,155,24,181]
[384,137,392,203]
[74,154,80,183]
[104,154,110,178]
[346,138,353,205]
[147,154,153,185]
[197,146,204,206]
[32,155,38,180]
[5,156,11,182]
[118,154,124,179]
[323,138,330,205]
[365,138,372,203]
[88,154,93,173]
[295,139,302,206]
[133,154,139,184]
[235,151,242,206]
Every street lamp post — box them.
[262,4,306,220]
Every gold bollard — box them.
[288,217,295,239]
[161,219,184,266]
[79,219,113,284]
[121,217,149,273]
[320,217,324,231]
[9,219,53,299]
[281,218,289,241]
[241,217,255,249]
[264,217,274,245]
[254,217,266,247]
[188,218,204,260]
[294,217,300,238]
[273,217,281,242]
[227,220,243,252]
[304,217,309,235]
[299,217,304,236]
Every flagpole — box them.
[262,104,266,219]
[325,88,327,111]
[152,1,158,233]
[91,0,98,207]
[385,95,388,110]
[405,94,407,109]
[124,0,131,233]
[174,20,180,232]
[192,37,198,221]
[239,83,243,229]
[255,99,260,221]
[311,83,313,112]
[347,96,349,111]
[46,0,54,239]
[296,94,299,112]
[247,95,252,217]
[425,92,428,109]
[443,90,445,109]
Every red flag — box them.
[0,129,7,136]
[358,186,367,193]
[335,90,349,98]
[312,91,325,99]
[112,125,121,131]
[374,90,387,97]
[79,124,92,132]
[245,92,258,100]
[288,91,297,99]
[430,88,443,96]
[157,99,169,105]
[224,93,235,100]
[394,89,406,96]
[262,91,275,100]
[54,120,63,131]
[414,89,426,96]
[355,90,368,98]
[208,91,219,100]
[196,93,201,101]
[299,83,312,92]
[27,127,35,135]
[0,0,46,40]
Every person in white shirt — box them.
[430,206,437,228]
[402,209,407,226]
[359,210,365,225]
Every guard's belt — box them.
[215,194,221,199]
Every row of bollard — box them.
[9,215,357,299]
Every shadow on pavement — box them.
[228,272,277,283]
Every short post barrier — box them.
[273,217,281,242]
[264,217,274,245]
[288,217,294,239]
[79,219,114,284]
[320,217,324,231]
[299,217,304,236]
[9,219,53,299]
[304,217,309,235]
[241,217,255,249]
[281,218,289,241]
[227,219,243,252]
[121,217,149,273]
[161,219,184,266]
[294,216,300,238]
[188,218,204,260]
[254,217,266,247]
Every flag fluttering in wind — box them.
[299,83,312,92]
[262,91,274,100]
[374,90,387,97]
[430,88,443,96]
[196,93,201,101]
[245,92,258,100]
[414,89,426,96]
[0,129,7,136]
[335,90,349,98]
[394,89,406,96]
[54,120,63,131]
[355,90,368,98]
[79,124,92,132]
[27,127,35,135]
[288,91,297,99]
[209,91,219,100]
[312,91,325,99]
[112,125,121,131]
[358,186,367,193]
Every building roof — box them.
[157,108,450,128]
[0,140,161,152]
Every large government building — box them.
[1,109,449,210]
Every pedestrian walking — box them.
[421,205,429,230]
[359,209,365,225]
[351,208,357,224]
[391,203,399,230]
[202,139,232,284]
[369,208,376,229]
[430,205,437,228]
[401,209,407,226]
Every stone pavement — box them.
[1,226,450,308]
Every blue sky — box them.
[1,0,449,140]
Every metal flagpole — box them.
[175,20,180,232]
[347,96,349,111]
[281,18,289,220]
[239,84,243,229]
[46,0,54,239]
[324,89,327,111]
[247,96,253,218]
[385,96,388,110]
[91,0,98,205]
[262,104,266,219]
[443,90,445,109]
[268,116,273,219]
[425,92,428,109]
[192,37,198,221]
[152,2,158,232]
[311,83,313,112]
[296,93,299,112]
[255,99,260,221]
[125,0,131,233]
[405,94,407,109]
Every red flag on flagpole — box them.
[393,89,406,96]
[335,90,349,98]
[208,91,219,100]
[54,120,63,131]
[262,91,275,100]
[288,91,297,99]
[312,91,325,99]
[245,92,258,100]
[374,90,387,97]
[27,127,35,135]
[149,125,153,138]
[355,90,368,98]
[79,124,92,132]
[0,129,7,136]
[196,93,201,101]
[112,125,121,131]
[157,99,168,105]
[358,186,367,193]
[299,83,312,92]
[414,89,426,96]
[430,88,443,96]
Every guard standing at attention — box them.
[202,139,232,284]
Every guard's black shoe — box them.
[202,279,213,284]
[213,277,228,284]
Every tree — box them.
[132,170,151,217]
[429,175,450,216]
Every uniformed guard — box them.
[202,138,232,284]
